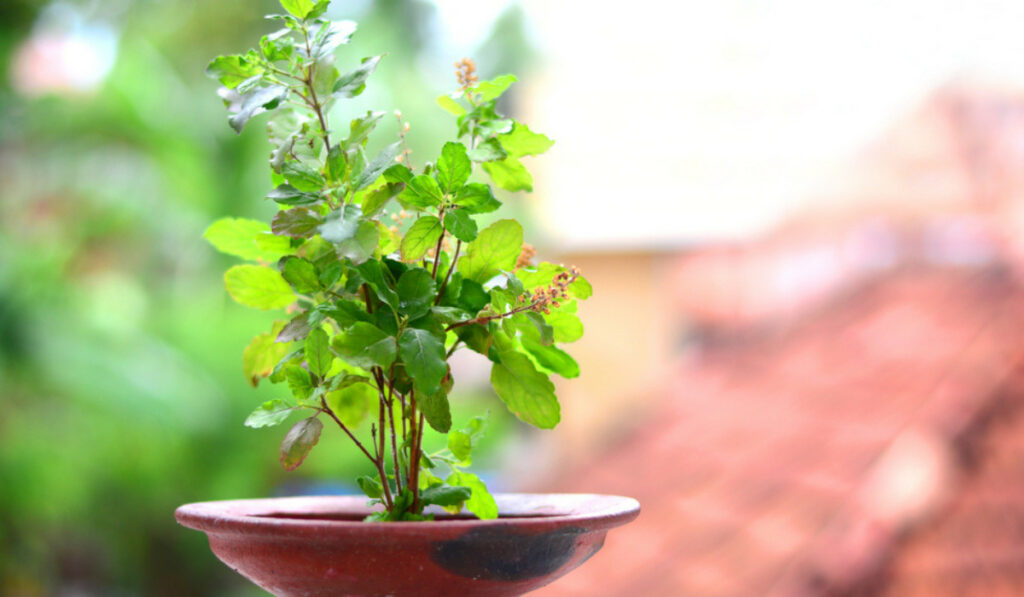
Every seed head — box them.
[455,58,478,91]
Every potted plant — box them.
[175,1,638,595]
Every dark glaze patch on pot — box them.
[431,526,585,582]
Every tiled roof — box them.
[536,266,1024,596]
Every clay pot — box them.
[175,493,638,597]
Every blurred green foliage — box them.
[0,0,533,594]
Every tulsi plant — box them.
[203,0,590,521]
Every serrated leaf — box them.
[482,156,533,192]
[467,138,507,163]
[436,94,466,116]
[356,475,383,499]
[327,143,347,183]
[280,417,323,471]
[498,123,554,158]
[399,175,444,209]
[245,399,295,428]
[282,161,325,192]
[490,349,559,428]
[243,322,293,386]
[396,268,437,320]
[304,327,333,377]
[346,110,384,148]
[277,313,312,342]
[271,208,322,238]
[436,142,471,193]
[454,183,501,214]
[333,55,383,98]
[279,0,313,18]
[420,386,452,433]
[228,85,289,134]
[546,308,584,343]
[332,322,396,370]
[398,328,447,397]
[206,54,264,88]
[267,184,321,206]
[443,209,477,242]
[281,257,320,294]
[420,484,471,507]
[319,204,362,244]
[356,141,402,190]
[336,220,378,265]
[225,265,296,310]
[447,472,498,520]
[354,260,399,308]
[448,430,471,461]
[473,74,517,102]
[400,216,442,263]
[522,337,579,378]
[205,218,290,261]
[458,219,523,283]
[284,365,314,400]
[359,182,404,218]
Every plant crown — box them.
[204,0,590,520]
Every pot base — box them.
[176,493,639,597]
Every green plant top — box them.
[203,0,590,521]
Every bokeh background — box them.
[6,0,1024,595]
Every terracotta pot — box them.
[175,493,638,597]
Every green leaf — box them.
[332,322,396,370]
[260,29,294,63]
[436,94,466,116]
[383,163,414,185]
[399,175,444,209]
[473,74,517,101]
[277,313,313,342]
[271,208,322,238]
[522,337,579,378]
[420,485,471,507]
[547,308,583,343]
[304,327,333,377]
[420,386,452,433]
[498,123,555,158]
[325,382,374,427]
[356,475,383,499]
[400,216,443,262]
[225,265,296,310]
[458,219,523,283]
[357,141,402,190]
[466,138,507,163]
[204,218,290,261]
[206,54,263,88]
[436,142,471,193]
[280,417,323,471]
[243,322,293,386]
[457,279,490,313]
[333,55,383,98]
[336,220,378,265]
[490,349,559,428]
[327,143,347,183]
[284,365,314,400]
[359,182,404,218]
[447,472,498,520]
[279,0,314,18]
[228,85,289,134]
[244,399,295,428]
[282,161,325,192]
[281,257,320,294]
[454,183,501,214]
[318,204,362,244]
[267,184,320,206]
[482,156,533,192]
[398,328,447,397]
[346,110,384,148]
[396,268,437,320]
[309,20,357,59]
[443,209,478,242]
[448,430,471,461]
[354,260,399,308]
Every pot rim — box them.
[176,493,640,538]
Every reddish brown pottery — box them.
[175,493,639,597]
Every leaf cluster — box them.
[206,0,588,521]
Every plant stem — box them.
[446,301,538,331]
[301,27,331,151]
[319,398,376,464]
[430,207,447,279]
[410,411,426,513]
[435,239,461,305]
